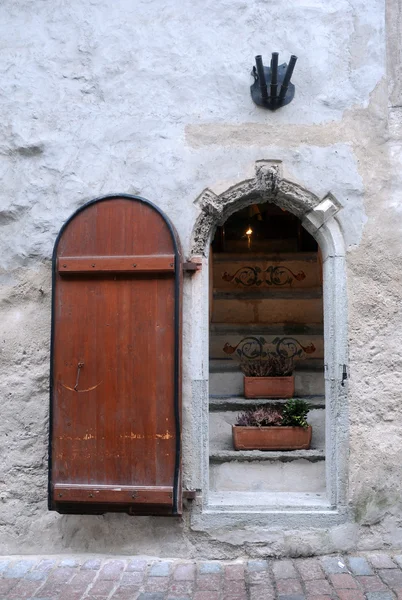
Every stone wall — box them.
[1,0,401,556]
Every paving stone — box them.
[58,591,88,600]
[127,558,148,571]
[365,593,395,600]
[196,573,222,590]
[137,594,165,600]
[173,563,195,580]
[98,559,125,580]
[198,561,223,574]
[336,590,365,600]
[305,596,332,600]
[273,559,298,579]
[69,570,98,587]
[347,555,374,575]
[276,578,303,595]
[329,573,359,588]
[223,578,247,595]
[247,559,269,572]
[320,556,348,574]
[277,595,306,600]
[6,579,43,599]
[0,558,11,574]
[25,570,47,581]
[356,575,388,592]
[35,581,65,597]
[35,559,58,572]
[378,568,402,589]
[81,558,102,570]
[247,570,271,585]
[47,566,76,582]
[149,561,172,577]
[166,596,192,600]
[296,558,325,580]
[89,578,117,597]
[111,585,143,599]
[0,578,17,595]
[144,576,170,592]
[249,586,275,600]
[168,581,194,594]
[119,571,144,586]
[4,559,36,578]
[368,553,397,569]
[193,592,220,600]
[305,579,332,595]
[394,555,402,568]
[225,563,245,579]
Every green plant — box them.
[235,399,310,428]
[281,399,310,428]
[240,354,294,377]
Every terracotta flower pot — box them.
[232,425,312,451]
[244,375,295,399]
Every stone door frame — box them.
[186,161,349,528]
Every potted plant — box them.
[241,354,294,399]
[232,399,312,451]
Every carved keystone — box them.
[255,162,281,196]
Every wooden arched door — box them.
[49,195,182,515]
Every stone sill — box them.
[210,449,325,463]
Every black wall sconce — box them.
[251,52,298,110]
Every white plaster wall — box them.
[0,0,401,556]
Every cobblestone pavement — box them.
[1,552,402,599]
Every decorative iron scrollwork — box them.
[222,265,306,287]
[223,336,316,360]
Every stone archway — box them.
[187,161,349,524]
[190,161,343,259]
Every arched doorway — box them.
[189,162,349,516]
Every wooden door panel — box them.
[49,196,182,515]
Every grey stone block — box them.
[4,559,36,578]
[198,561,223,574]
[365,593,394,600]
[137,594,165,600]
[247,560,269,572]
[348,556,373,575]
[320,556,347,574]
[149,561,172,577]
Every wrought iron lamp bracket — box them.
[250,52,297,110]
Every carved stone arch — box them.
[189,161,343,257]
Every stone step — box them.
[209,365,325,396]
[210,449,325,462]
[213,252,321,291]
[209,395,325,411]
[210,327,323,361]
[211,290,323,324]
[209,358,324,372]
[209,455,325,494]
[207,491,330,511]
[210,323,324,335]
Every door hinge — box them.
[183,261,202,273]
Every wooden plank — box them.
[54,484,173,505]
[51,197,182,515]
[58,255,175,273]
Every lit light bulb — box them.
[245,227,253,250]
